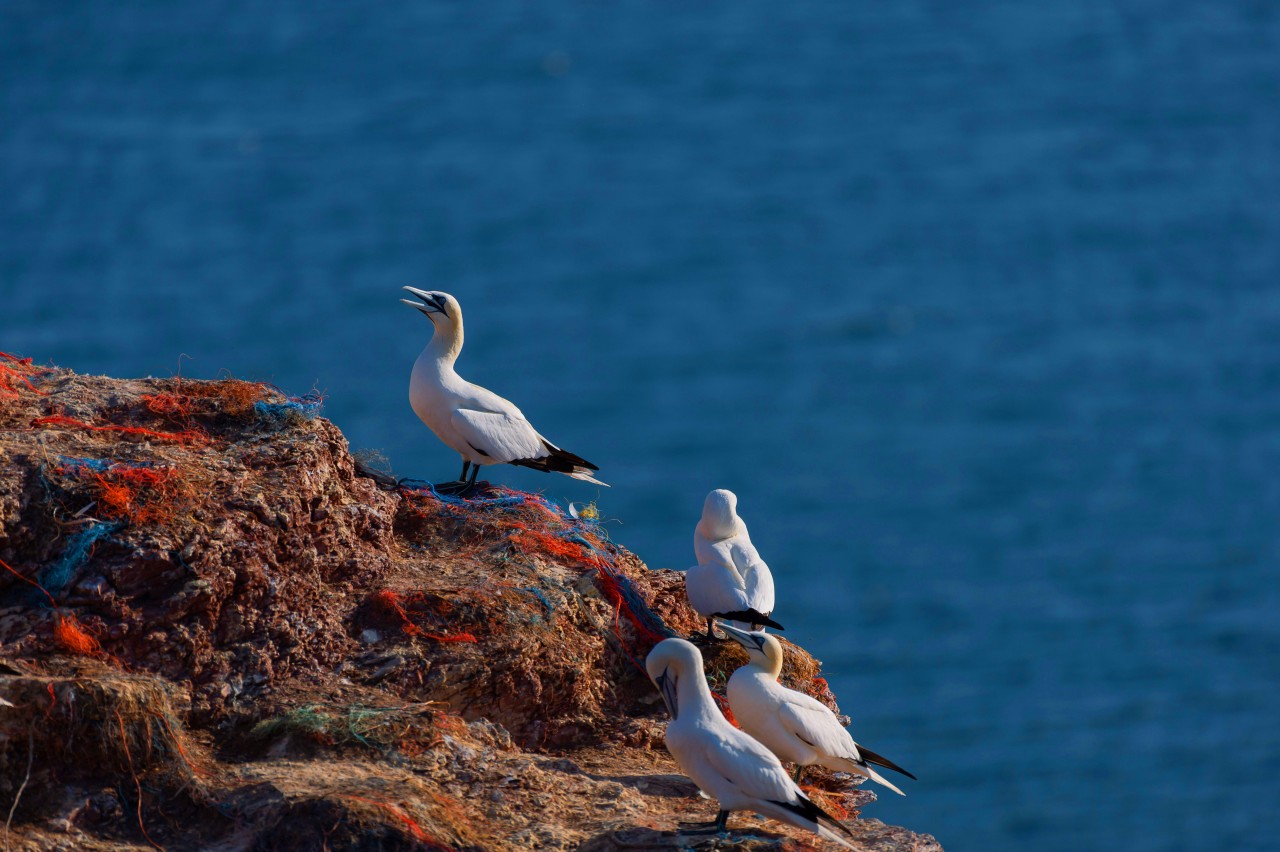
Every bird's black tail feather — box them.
[771,796,858,848]
[857,744,917,780]
[539,439,599,471]
[510,441,607,485]
[712,609,785,631]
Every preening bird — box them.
[719,623,916,793]
[685,489,781,638]
[401,288,606,491]
[645,638,858,849]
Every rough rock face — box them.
[0,355,942,851]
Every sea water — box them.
[3,2,1278,848]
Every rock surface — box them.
[0,355,942,851]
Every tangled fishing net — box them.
[395,483,677,668]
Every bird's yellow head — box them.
[718,623,784,679]
[401,287,460,324]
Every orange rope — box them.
[53,617,103,656]
[0,556,110,661]
[152,712,207,779]
[32,415,207,445]
[0,351,47,398]
[372,590,478,644]
[0,555,56,607]
[343,795,453,850]
[115,709,164,851]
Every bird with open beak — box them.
[401,287,606,493]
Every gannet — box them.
[401,287,606,491]
[685,489,781,638]
[719,623,916,793]
[646,638,858,848]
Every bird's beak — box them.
[654,669,679,720]
[401,286,449,319]
[718,622,766,654]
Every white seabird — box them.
[719,623,915,793]
[685,489,781,638]
[646,638,858,848]
[401,288,606,490]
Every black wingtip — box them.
[770,796,857,843]
[512,441,600,476]
[857,744,917,780]
[712,609,785,632]
[539,440,599,471]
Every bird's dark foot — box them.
[675,824,726,836]
[429,480,469,496]
[690,619,727,645]
[677,811,730,835]
[452,480,495,498]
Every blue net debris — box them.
[521,586,556,613]
[36,520,123,602]
[56,456,116,474]
[255,392,324,427]
[397,481,531,510]
[396,482,678,661]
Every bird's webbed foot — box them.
[453,479,493,498]
[675,824,724,836]
[690,620,728,646]
[677,810,730,835]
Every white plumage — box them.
[685,489,780,635]
[719,624,915,794]
[645,638,857,849]
[401,288,606,489]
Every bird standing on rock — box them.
[401,287,606,492]
[685,489,782,639]
[718,623,916,793]
[645,638,859,849]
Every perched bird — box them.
[401,288,606,491]
[646,638,858,849]
[685,489,781,638]
[719,623,916,792]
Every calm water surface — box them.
[4,2,1279,849]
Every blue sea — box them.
[3,2,1278,849]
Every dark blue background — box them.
[4,2,1279,848]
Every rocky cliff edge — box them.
[0,352,941,851]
